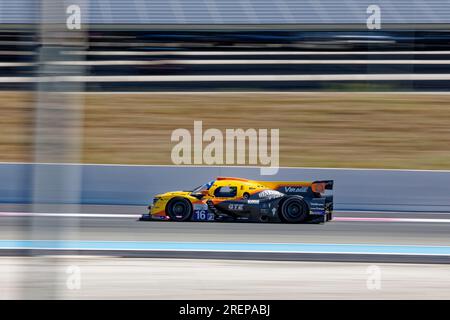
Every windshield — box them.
[191,180,215,193]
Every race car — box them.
[140,177,333,223]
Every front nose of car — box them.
[148,197,162,212]
[149,197,159,208]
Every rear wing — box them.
[259,180,333,195]
[311,180,334,194]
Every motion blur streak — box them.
[24,0,87,299]
[2,258,450,299]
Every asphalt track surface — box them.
[1,205,449,263]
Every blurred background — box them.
[1,0,450,300]
[2,0,450,169]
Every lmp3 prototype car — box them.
[140,177,333,223]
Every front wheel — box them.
[279,196,309,223]
[166,197,193,222]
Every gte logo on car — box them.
[228,204,244,211]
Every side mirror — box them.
[191,190,209,200]
[191,193,204,200]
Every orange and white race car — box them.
[140,177,333,223]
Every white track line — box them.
[0,211,449,223]
[59,91,450,95]
[41,59,450,66]
[0,62,33,67]
[3,161,450,173]
[170,59,450,65]
[0,51,35,55]
[334,217,450,223]
[0,212,140,218]
[335,210,450,215]
[4,73,450,82]
[63,50,450,56]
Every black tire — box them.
[279,196,309,223]
[242,192,250,199]
[166,197,193,222]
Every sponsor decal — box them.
[258,190,283,199]
[247,200,259,204]
[284,186,308,193]
[309,199,326,215]
[193,204,208,211]
[272,207,277,216]
[228,203,244,211]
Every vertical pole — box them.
[25,0,86,299]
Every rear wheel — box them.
[166,197,193,222]
[279,196,309,223]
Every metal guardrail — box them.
[1,162,450,212]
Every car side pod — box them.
[139,213,152,221]
[139,214,170,221]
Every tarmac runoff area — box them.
[1,257,449,299]
[1,205,450,298]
